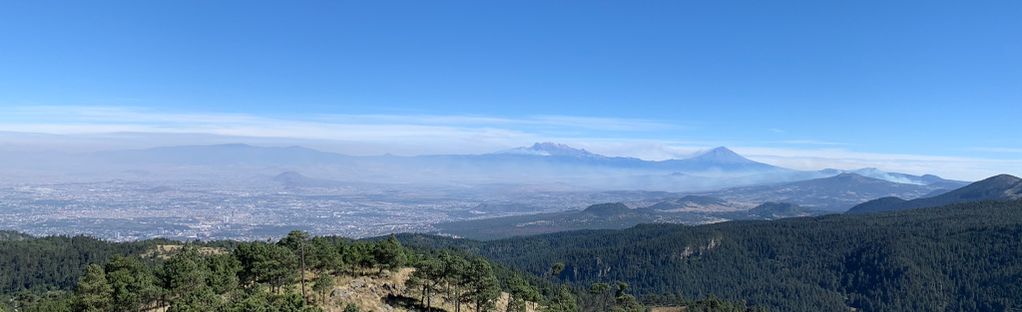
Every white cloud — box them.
[0,105,674,139]
[734,146,1022,181]
[772,139,849,146]
[971,147,1022,154]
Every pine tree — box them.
[506,275,539,312]
[279,230,311,300]
[463,257,500,312]
[73,264,113,312]
[312,274,335,303]
[309,237,345,274]
[235,242,298,293]
[105,256,160,311]
[345,243,376,274]
[373,234,405,274]
[610,282,643,312]
[412,257,444,310]
[549,262,566,278]
[166,287,222,312]
[589,283,612,312]
[206,253,241,295]
[543,285,579,312]
[442,253,471,312]
[224,288,271,312]
[162,246,210,299]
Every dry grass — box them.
[145,265,537,312]
[143,244,227,259]
[318,268,537,312]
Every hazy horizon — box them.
[0,115,1017,181]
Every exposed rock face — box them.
[324,269,412,312]
[323,268,537,312]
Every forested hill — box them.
[0,232,158,293]
[0,232,569,312]
[847,174,1022,214]
[400,199,1022,312]
[5,201,1022,311]
[2,231,694,312]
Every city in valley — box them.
[0,176,670,241]
[0,143,967,241]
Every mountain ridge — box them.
[404,199,1022,311]
[707,172,957,211]
[10,142,966,193]
[847,174,1022,214]
[498,142,609,158]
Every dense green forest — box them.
[0,231,669,312]
[7,200,1020,311]
[401,200,1022,311]
[0,231,157,294]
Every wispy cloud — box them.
[971,147,1022,154]
[0,106,676,137]
[771,140,849,146]
[735,146,1022,181]
[0,105,677,156]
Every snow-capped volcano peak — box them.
[689,146,755,164]
[501,142,605,158]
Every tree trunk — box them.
[300,240,307,302]
[455,288,461,312]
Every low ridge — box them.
[847,174,1022,214]
[582,202,632,216]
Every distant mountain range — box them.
[435,198,824,240]
[88,142,791,178]
[499,142,607,158]
[847,174,1022,214]
[704,172,966,211]
[491,143,790,176]
[436,173,1016,239]
[661,146,785,173]
[0,142,969,194]
[434,203,705,240]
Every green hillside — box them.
[0,232,671,312]
[402,200,1022,311]
[6,200,1022,311]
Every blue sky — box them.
[0,0,1020,179]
